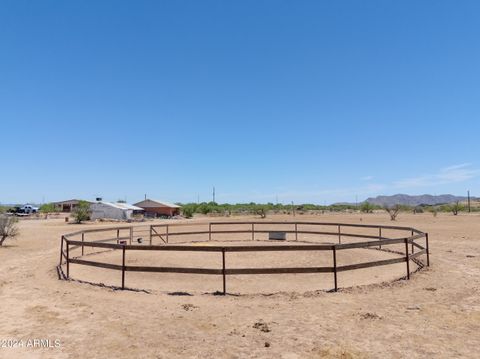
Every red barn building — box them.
[133,199,181,218]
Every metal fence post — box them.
[166,225,169,243]
[222,248,226,295]
[338,225,341,244]
[295,223,298,241]
[251,223,254,241]
[411,229,414,254]
[59,236,64,266]
[404,238,410,280]
[81,232,85,256]
[129,227,133,245]
[149,225,152,245]
[378,227,382,250]
[426,233,430,267]
[66,241,70,279]
[122,244,126,290]
[209,223,212,241]
[333,246,338,292]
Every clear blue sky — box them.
[1,1,479,205]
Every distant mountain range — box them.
[364,194,476,207]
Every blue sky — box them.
[1,1,479,205]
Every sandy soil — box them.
[0,213,479,358]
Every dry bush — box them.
[0,215,19,246]
[384,204,401,221]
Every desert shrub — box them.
[438,204,450,213]
[196,203,211,215]
[413,206,424,214]
[40,203,58,213]
[360,202,375,213]
[182,205,195,218]
[450,201,463,215]
[174,201,375,216]
[73,201,91,223]
[253,205,267,218]
[430,207,438,217]
[0,215,18,246]
[0,206,15,214]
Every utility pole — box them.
[291,201,295,216]
[468,190,471,213]
[213,186,216,203]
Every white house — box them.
[90,202,144,221]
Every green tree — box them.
[450,201,463,215]
[73,201,90,223]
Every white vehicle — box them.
[19,204,39,214]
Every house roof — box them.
[133,199,181,208]
[53,199,91,205]
[96,202,144,211]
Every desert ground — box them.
[0,212,479,358]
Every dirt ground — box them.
[0,213,479,358]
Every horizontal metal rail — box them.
[152,229,405,241]
[206,221,418,231]
[64,226,134,238]
[410,249,427,260]
[126,266,223,275]
[225,267,334,275]
[337,257,406,272]
[67,240,335,252]
[69,258,122,270]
